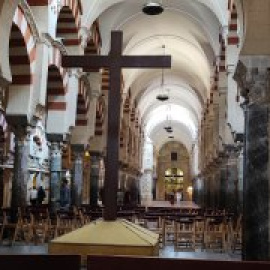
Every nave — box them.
[0,0,270,264]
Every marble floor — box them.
[0,242,242,261]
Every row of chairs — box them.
[142,213,242,253]
[0,206,86,245]
[0,205,242,254]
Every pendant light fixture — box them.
[164,105,173,132]
[156,45,169,101]
[142,1,164,16]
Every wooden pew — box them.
[0,255,81,270]
[87,255,270,270]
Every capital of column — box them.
[6,115,28,141]
[41,33,68,56]
[234,56,270,105]
[88,72,101,92]
[79,26,90,49]
[71,144,85,158]
[30,104,46,123]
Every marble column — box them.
[226,157,238,214]
[214,169,221,208]
[193,176,203,206]
[130,176,139,206]
[90,153,100,206]
[140,169,153,203]
[71,144,84,206]
[235,56,270,260]
[219,166,227,210]
[49,141,62,211]
[10,123,28,221]
[202,174,209,208]
[140,138,154,203]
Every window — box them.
[171,152,177,161]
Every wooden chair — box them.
[0,208,21,245]
[204,217,227,252]
[230,214,242,253]
[194,217,205,249]
[55,210,75,237]
[143,214,164,247]
[174,218,195,250]
[163,216,175,245]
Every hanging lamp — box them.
[156,45,169,101]
[142,1,164,16]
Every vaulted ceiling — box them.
[81,0,228,152]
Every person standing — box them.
[60,179,70,208]
[37,186,46,205]
[30,186,38,206]
[176,189,183,204]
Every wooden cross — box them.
[62,31,171,221]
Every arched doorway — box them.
[156,142,191,201]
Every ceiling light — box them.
[164,126,172,131]
[156,94,169,101]
[156,45,169,101]
[168,136,174,139]
[142,1,164,15]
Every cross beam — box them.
[62,31,171,221]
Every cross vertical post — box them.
[62,31,171,221]
[103,32,123,220]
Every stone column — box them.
[71,144,84,206]
[218,72,227,151]
[212,169,220,208]
[5,116,28,221]
[234,56,270,260]
[140,139,154,203]
[90,152,101,206]
[140,169,153,202]
[12,127,28,213]
[203,173,211,208]
[226,153,239,214]
[49,139,62,212]
[219,164,227,210]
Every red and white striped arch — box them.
[218,35,226,72]
[95,97,105,136]
[47,46,69,111]
[123,91,131,114]
[228,0,239,45]
[56,0,82,47]
[84,20,102,72]
[76,79,90,126]
[85,20,102,56]
[60,0,82,28]
[10,5,37,85]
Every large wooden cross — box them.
[62,31,171,221]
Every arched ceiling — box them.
[81,0,226,153]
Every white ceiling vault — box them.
[81,0,228,153]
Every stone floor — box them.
[0,241,242,261]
